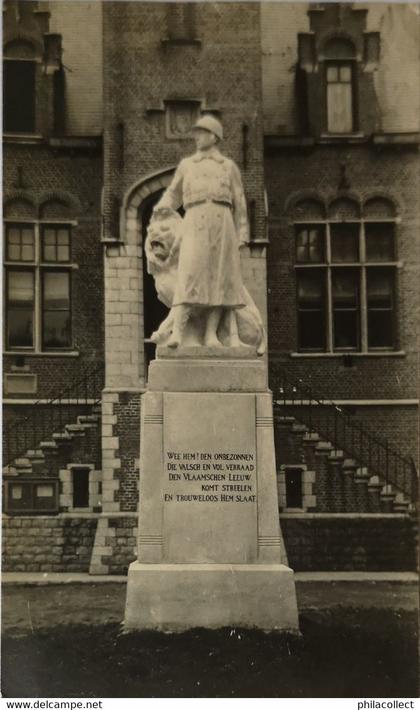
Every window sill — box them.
[294,261,402,268]
[3,133,44,144]
[161,38,202,48]
[4,261,79,269]
[289,351,406,358]
[319,133,367,144]
[4,350,80,358]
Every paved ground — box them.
[2,575,418,634]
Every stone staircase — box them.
[276,416,415,515]
[3,405,102,483]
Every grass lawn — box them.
[2,607,417,698]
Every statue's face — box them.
[194,128,217,151]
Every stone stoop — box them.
[3,405,102,482]
[276,416,414,515]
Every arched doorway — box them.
[140,190,167,373]
[140,190,186,376]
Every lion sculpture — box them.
[144,208,266,355]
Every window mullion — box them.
[35,222,42,352]
[326,222,333,352]
[360,221,368,352]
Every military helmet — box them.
[193,115,223,141]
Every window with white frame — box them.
[4,220,74,352]
[294,198,398,353]
[324,38,357,134]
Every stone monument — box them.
[124,116,299,632]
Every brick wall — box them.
[281,514,418,571]
[114,393,141,512]
[2,515,97,572]
[4,513,415,574]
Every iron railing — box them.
[274,371,418,504]
[3,362,105,468]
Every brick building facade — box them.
[2,1,418,574]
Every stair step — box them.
[2,466,17,476]
[303,432,320,442]
[65,424,87,434]
[343,458,357,469]
[315,441,333,452]
[40,441,58,449]
[292,423,308,433]
[329,449,344,460]
[52,432,73,441]
[26,449,44,458]
[78,415,100,423]
[381,484,396,499]
[393,493,410,512]
[15,458,31,467]
[354,467,369,481]
[368,475,382,490]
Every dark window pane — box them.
[3,60,36,133]
[285,469,303,508]
[368,311,393,348]
[296,225,324,263]
[43,311,71,347]
[367,269,394,348]
[7,270,34,347]
[298,311,325,350]
[332,270,359,349]
[297,270,324,304]
[367,270,393,308]
[297,270,325,350]
[42,272,71,348]
[334,311,359,349]
[365,223,394,261]
[331,223,359,262]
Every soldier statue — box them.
[147,115,265,354]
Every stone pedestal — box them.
[124,348,299,632]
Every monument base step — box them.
[124,562,299,633]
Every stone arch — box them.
[363,195,398,219]
[121,167,176,245]
[293,198,326,221]
[328,196,361,220]
[39,198,73,220]
[4,38,37,59]
[38,191,81,217]
[323,36,356,59]
[4,34,43,58]
[285,190,326,219]
[4,195,37,219]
